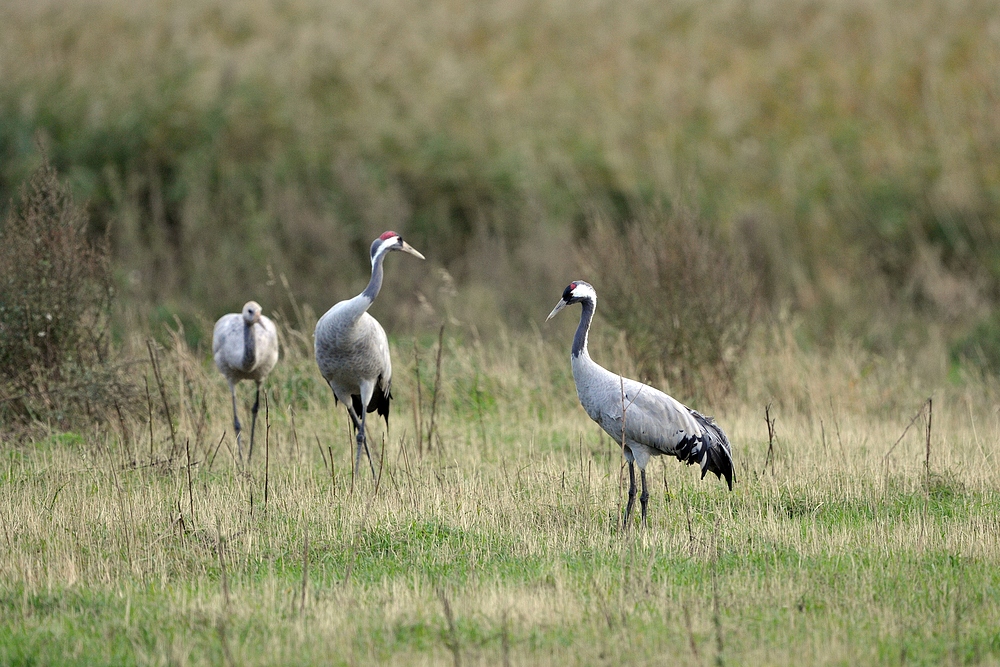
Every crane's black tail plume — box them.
[349,376,392,432]
[681,409,735,490]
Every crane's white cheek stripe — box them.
[371,239,396,265]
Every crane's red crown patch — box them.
[569,282,577,290]
[379,231,399,241]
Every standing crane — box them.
[213,300,279,464]
[315,231,425,479]
[546,281,734,526]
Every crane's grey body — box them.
[213,301,279,464]
[548,281,733,525]
[314,232,424,479]
[315,298,393,460]
[316,305,391,409]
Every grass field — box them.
[4,0,1000,662]
[3,316,1000,666]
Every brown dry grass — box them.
[2,312,999,664]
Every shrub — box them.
[950,311,1000,376]
[578,206,762,399]
[0,157,136,431]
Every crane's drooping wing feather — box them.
[598,377,734,489]
[351,375,392,424]
[619,378,700,448]
[685,408,734,489]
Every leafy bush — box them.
[950,311,1000,376]
[0,157,136,431]
[579,206,762,398]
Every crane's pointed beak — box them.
[401,241,425,260]
[545,300,567,322]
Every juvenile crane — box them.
[546,281,734,526]
[315,231,425,479]
[213,300,279,464]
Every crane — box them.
[315,231,425,479]
[546,281,734,526]
[212,300,279,464]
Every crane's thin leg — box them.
[247,384,261,464]
[639,468,649,525]
[346,405,376,481]
[230,384,244,464]
[346,404,365,478]
[624,462,637,528]
[359,409,376,481]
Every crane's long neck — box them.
[241,321,257,370]
[337,248,390,326]
[572,297,595,359]
[361,248,388,304]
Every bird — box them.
[212,300,279,464]
[314,231,425,479]
[546,281,734,526]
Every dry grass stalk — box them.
[264,392,271,509]
[185,437,195,528]
[414,341,424,456]
[299,522,309,616]
[438,587,462,667]
[763,403,776,476]
[427,324,445,452]
[207,431,226,471]
[147,340,179,461]
[925,397,933,486]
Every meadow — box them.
[3,0,1000,663]
[2,309,1000,665]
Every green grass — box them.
[2,325,1000,665]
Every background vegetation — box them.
[2,0,1000,357]
[0,157,138,432]
[3,0,1000,663]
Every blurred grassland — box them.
[2,0,1000,350]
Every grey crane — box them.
[212,300,279,464]
[314,231,425,479]
[546,281,734,526]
